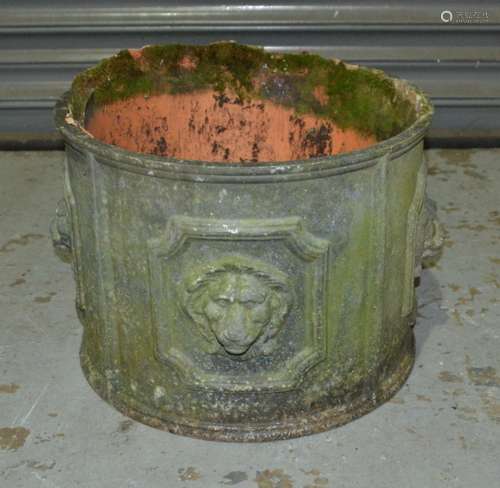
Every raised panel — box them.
[148,216,330,392]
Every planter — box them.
[53,42,440,442]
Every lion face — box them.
[183,259,292,359]
[202,272,273,355]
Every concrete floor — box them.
[0,149,499,488]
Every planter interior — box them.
[71,43,419,162]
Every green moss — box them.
[69,42,418,141]
[70,50,154,121]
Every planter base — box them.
[80,331,415,443]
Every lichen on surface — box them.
[69,42,418,142]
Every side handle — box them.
[50,198,73,261]
[419,197,444,269]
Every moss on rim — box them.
[69,42,418,141]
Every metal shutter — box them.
[1,1,499,147]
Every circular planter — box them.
[53,42,440,442]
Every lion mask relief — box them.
[182,258,293,359]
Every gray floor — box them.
[1,149,499,488]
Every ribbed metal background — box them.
[1,1,499,146]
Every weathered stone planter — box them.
[52,42,439,442]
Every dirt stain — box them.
[488,210,500,227]
[458,435,467,450]
[427,165,456,177]
[416,394,432,402]
[9,278,26,287]
[451,388,465,397]
[469,287,481,300]
[454,223,488,232]
[463,168,488,181]
[26,460,56,471]
[303,469,329,488]
[0,234,44,254]
[304,478,329,488]
[1,459,55,476]
[447,283,461,292]
[0,383,20,394]
[178,466,201,481]
[0,427,30,450]
[438,149,472,165]
[255,469,293,488]
[454,287,481,307]
[438,371,464,384]
[307,478,329,487]
[222,471,248,485]
[451,309,464,326]
[485,274,500,290]
[466,366,500,387]
[117,419,134,433]
[33,432,64,445]
[388,396,405,404]
[480,392,500,424]
[441,206,460,214]
[301,469,321,477]
[443,239,455,248]
[34,292,57,304]
[455,406,479,423]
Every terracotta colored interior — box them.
[85,89,377,163]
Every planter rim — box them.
[54,61,433,182]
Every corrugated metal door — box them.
[1,1,499,146]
